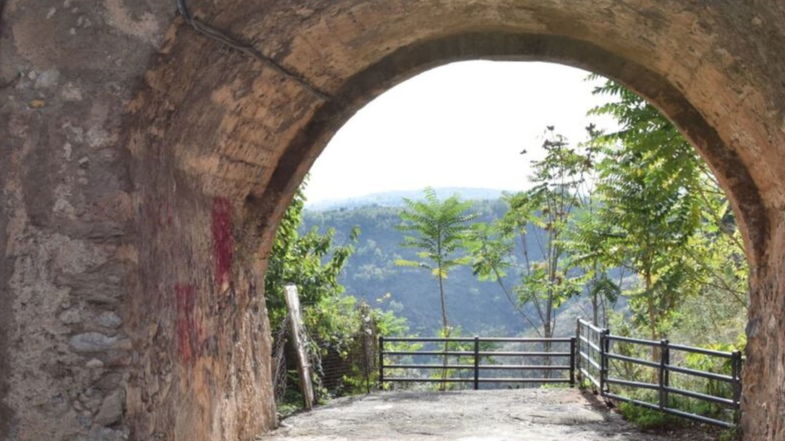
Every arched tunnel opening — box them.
[124,28,777,439]
[260,58,751,438]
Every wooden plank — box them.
[284,284,314,410]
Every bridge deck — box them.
[257,389,716,441]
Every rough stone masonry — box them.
[1,1,784,440]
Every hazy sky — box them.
[304,61,618,204]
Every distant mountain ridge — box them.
[303,199,528,335]
[302,194,629,337]
[306,187,514,211]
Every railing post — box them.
[659,339,670,410]
[575,319,582,386]
[600,328,609,396]
[731,350,742,407]
[378,336,385,389]
[569,337,576,387]
[473,336,480,390]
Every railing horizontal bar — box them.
[606,352,660,369]
[579,336,601,352]
[666,364,734,382]
[606,335,659,346]
[383,364,573,370]
[476,337,573,343]
[580,329,600,339]
[478,378,570,383]
[383,350,573,357]
[383,377,569,383]
[383,364,474,370]
[479,351,572,357]
[478,365,572,370]
[384,378,474,383]
[605,392,659,410]
[606,377,659,390]
[578,319,604,333]
[382,337,574,343]
[383,337,475,342]
[384,351,473,356]
[604,394,735,428]
[664,386,737,407]
[663,407,735,428]
[579,351,601,370]
[668,344,735,358]
[579,368,600,388]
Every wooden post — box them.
[284,284,314,410]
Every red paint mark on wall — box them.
[175,283,197,364]
[212,197,234,289]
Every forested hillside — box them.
[303,197,592,336]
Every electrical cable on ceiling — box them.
[176,0,330,101]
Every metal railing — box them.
[379,321,742,428]
[576,318,742,428]
[379,336,576,390]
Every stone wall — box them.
[0,0,174,439]
[1,1,784,440]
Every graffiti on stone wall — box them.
[175,283,199,364]
[212,197,234,290]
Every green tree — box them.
[265,181,386,406]
[396,188,476,383]
[566,199,621,328]
[470,128,590,340]
[587,79,747,343]
[565,125,620,328]
[265,184,359,331]
[589,83,702,342]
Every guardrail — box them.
[379,336,576,390]
[576,318,742,428]
[380,321,742,428]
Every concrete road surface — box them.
[257,388,718,441]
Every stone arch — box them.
[1,1,784,441]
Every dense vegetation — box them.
[269,77,748,433]
[585,80,748,345]
[303,200,570,336]
[265,184,410,412]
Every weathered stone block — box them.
[94,390,124,426]
[69,332,130,353]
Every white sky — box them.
[304,61,618,204]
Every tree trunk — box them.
[438,263,449,391]
[644,269,660,366]
[544,311,552,378]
